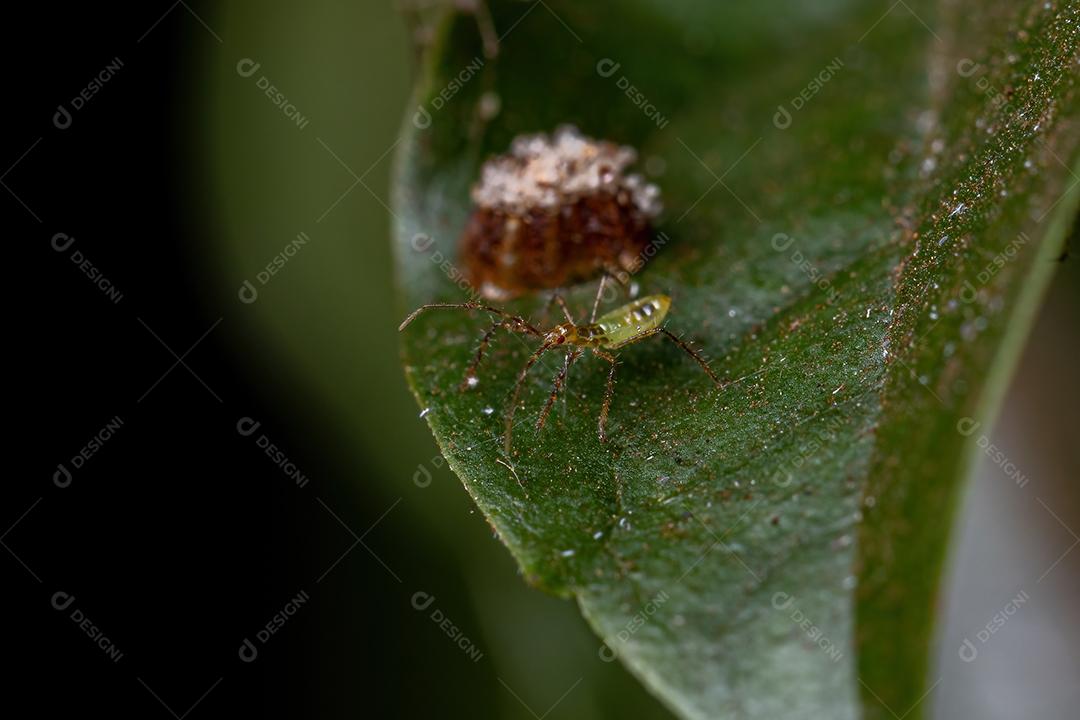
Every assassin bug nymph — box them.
[400,277,723,453]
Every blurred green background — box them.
[203,1,674,716]
[201,1,1079,717]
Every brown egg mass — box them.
[460,125,662,300]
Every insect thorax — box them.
[572,324,606,347]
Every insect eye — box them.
[556,336,565,344]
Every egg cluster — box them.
[470,125,662,218]
[461,125,662,300]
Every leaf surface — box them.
[393,2,1080,717]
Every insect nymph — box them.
[400,281,722,453]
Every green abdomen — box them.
[594,294,671,347]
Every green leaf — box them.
[392,1,1080,717]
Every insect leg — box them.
[538,290,559,327]
[659,328,723,387]
[398,302,543,336]
[602,264,635,298]
[477,4,500,59]
[460,319,507,391]
[606,327,722,387]
[553,294,575,324]
[536,349,582,432]
[589,273,610,323]
[593,349,618,443]
[605,327,663,350]
[540,291,575,325]
[504,340,558,455]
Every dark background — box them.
[9,3,671,718]
[8,2,1079,719]
[12,4,314,717]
